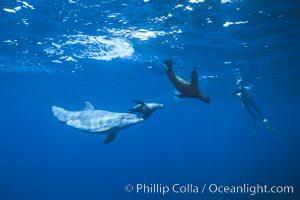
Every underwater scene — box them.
[0,0,299,199]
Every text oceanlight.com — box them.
[124,183,294,196]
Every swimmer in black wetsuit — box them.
[232,82,275,133]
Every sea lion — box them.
[129,100,164,119]
[164,59,211,103]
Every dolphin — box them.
[164,59,211,103]
[52,102,144,144]
[129,100,164,119]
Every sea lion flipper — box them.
[164,59,173,72]
[103,132,117,144]
[191,69,198,88]
[173,93,185,98]
[142,113,151,120]
[132,99,145,105]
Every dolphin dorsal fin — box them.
[84,101,95,110]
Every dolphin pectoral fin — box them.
[190,69,199,88]
[103,132,117,144]
[132,99,145,105]
[173,93,185,98]
[84,101,95,111]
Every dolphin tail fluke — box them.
[52,106,69,122]
[103,132,117,144]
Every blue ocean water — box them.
[0,0,299,199]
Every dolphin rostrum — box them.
[52,102,144,144]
